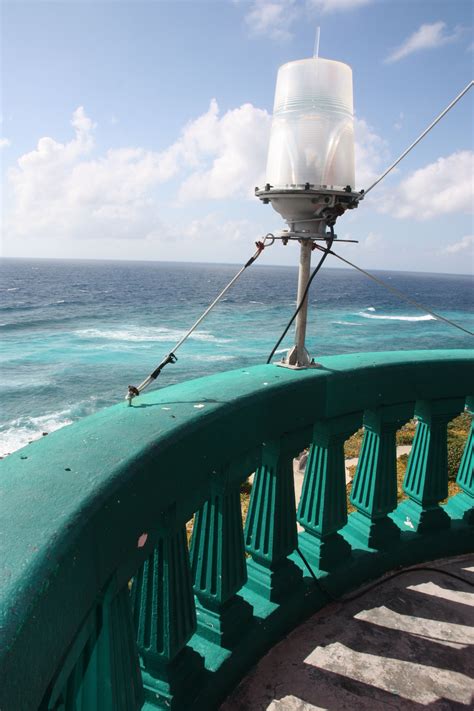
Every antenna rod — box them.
[360,80,474,199]
[313,27,320,58]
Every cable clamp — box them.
[126,385,140,406]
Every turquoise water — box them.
[1,258,473,456]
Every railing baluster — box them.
[345,404,412,549]
[190,468,252,647]
[297,414,361,571]
[244,438,302,602]
[131,512,201,709]
[446,396,474,525]
[44,579,143,710]
[393,398,464,533]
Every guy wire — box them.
[315,245,474,337]
[358,80,473,201]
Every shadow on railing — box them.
[0,350,473,711]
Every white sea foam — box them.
[367,306,376,312]
[192,332,232,343]
[189,355,236,362]
[0,410,74,457]
[75,326,232,344]
[0,399,101,457]
[333,321,363,326]
[0,377,54,391]
[358,311,435,322]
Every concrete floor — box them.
[221,555,474,710]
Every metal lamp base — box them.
[275,345,322,370]
[276,361,322,370]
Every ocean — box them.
[1,257,473,457]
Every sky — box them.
[1,0,473,273]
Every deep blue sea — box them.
[1,258,473,457]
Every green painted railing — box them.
[1,350,473,711]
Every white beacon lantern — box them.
[256,52,359,368]
[257,55,357,229]
[267,57,354,190]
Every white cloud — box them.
[177,100,271,201]
[354,117,389,188]
[394,112,404,131]
[0,137,11,149]
[308,0,374,12]
[442,235,474,255]
[244,0,299,40]
[380,150,474,220]
[175,213,258,245]
[6,101,271,242]
[7,107,170,241]
[386,21,462,63]
[363,231,381,248]
[243,0,373,39]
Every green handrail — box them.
[0,350,473,710]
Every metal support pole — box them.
[285,238,313,367]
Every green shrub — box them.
[344,429,364,458]
[396,420,417,445]
[447,438,466,481]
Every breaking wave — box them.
[0,410,74,457]
[188,354,236,362]
[358,311,435,322]
[75,326,232,344]
[0,399,102,458]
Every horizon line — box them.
[1,254,473,279]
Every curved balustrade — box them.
[0,350,473,711]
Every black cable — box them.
[295,546,474,604]
[341,566,474,603]
[296,546,335,601]
[296,546,338,601]
[266,228,335,364]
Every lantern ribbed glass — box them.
[265,57,355,191]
